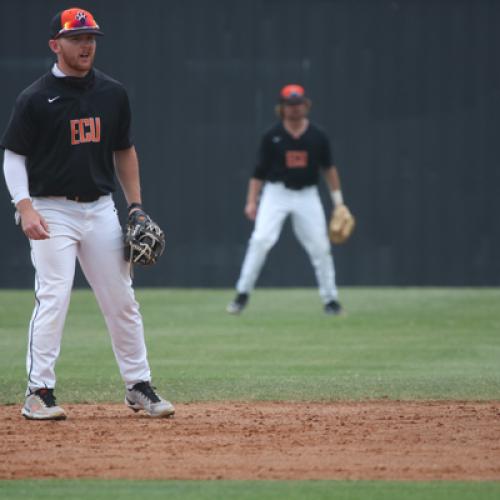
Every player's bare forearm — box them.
[323,166,341,192]
[245,178,263,220]
[114,146,142,206]
[247,178,263,203]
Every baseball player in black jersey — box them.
[1,8,174,419]
[227,84,348,315]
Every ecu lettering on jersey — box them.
[70,117,101,145]
[285,150,308,168]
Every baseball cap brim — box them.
[282,96,306,104]
[54,27,104,38]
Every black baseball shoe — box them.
[324,300,343,315]
[226,293,249,315]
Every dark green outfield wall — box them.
[1,0,499,287]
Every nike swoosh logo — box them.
[48,96,60,103]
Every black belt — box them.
[66,194,101,202]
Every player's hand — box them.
[19,206,50,240]
[244,201,258,221]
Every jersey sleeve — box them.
[113,87,133,151]
[252,134,272,179]
[0,93,37,156]
[320,132,334,170]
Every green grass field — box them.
[0,288,499,404]
[0,287,499,499]
[1,479,500,500]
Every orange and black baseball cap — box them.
[50,7,103,39]
[279,84,307,104]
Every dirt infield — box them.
[1,401,499,480]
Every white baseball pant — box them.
[27,195,151,393]
[236,182,338,302]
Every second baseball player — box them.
[228,84,350,315]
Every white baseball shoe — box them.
[22,388,67,420]
[125,381,175,418]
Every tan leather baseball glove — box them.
[329,204,355,244]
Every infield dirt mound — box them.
[1,401,499,480]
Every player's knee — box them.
[250,234,276,253]
[308,241,331,260]
[37,279,72,305]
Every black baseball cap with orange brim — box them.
[279,84,307,104]
[50,7,104,39]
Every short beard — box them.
[60,52,94,76]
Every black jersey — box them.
[252,122,333,190]
[0,68,132,198]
